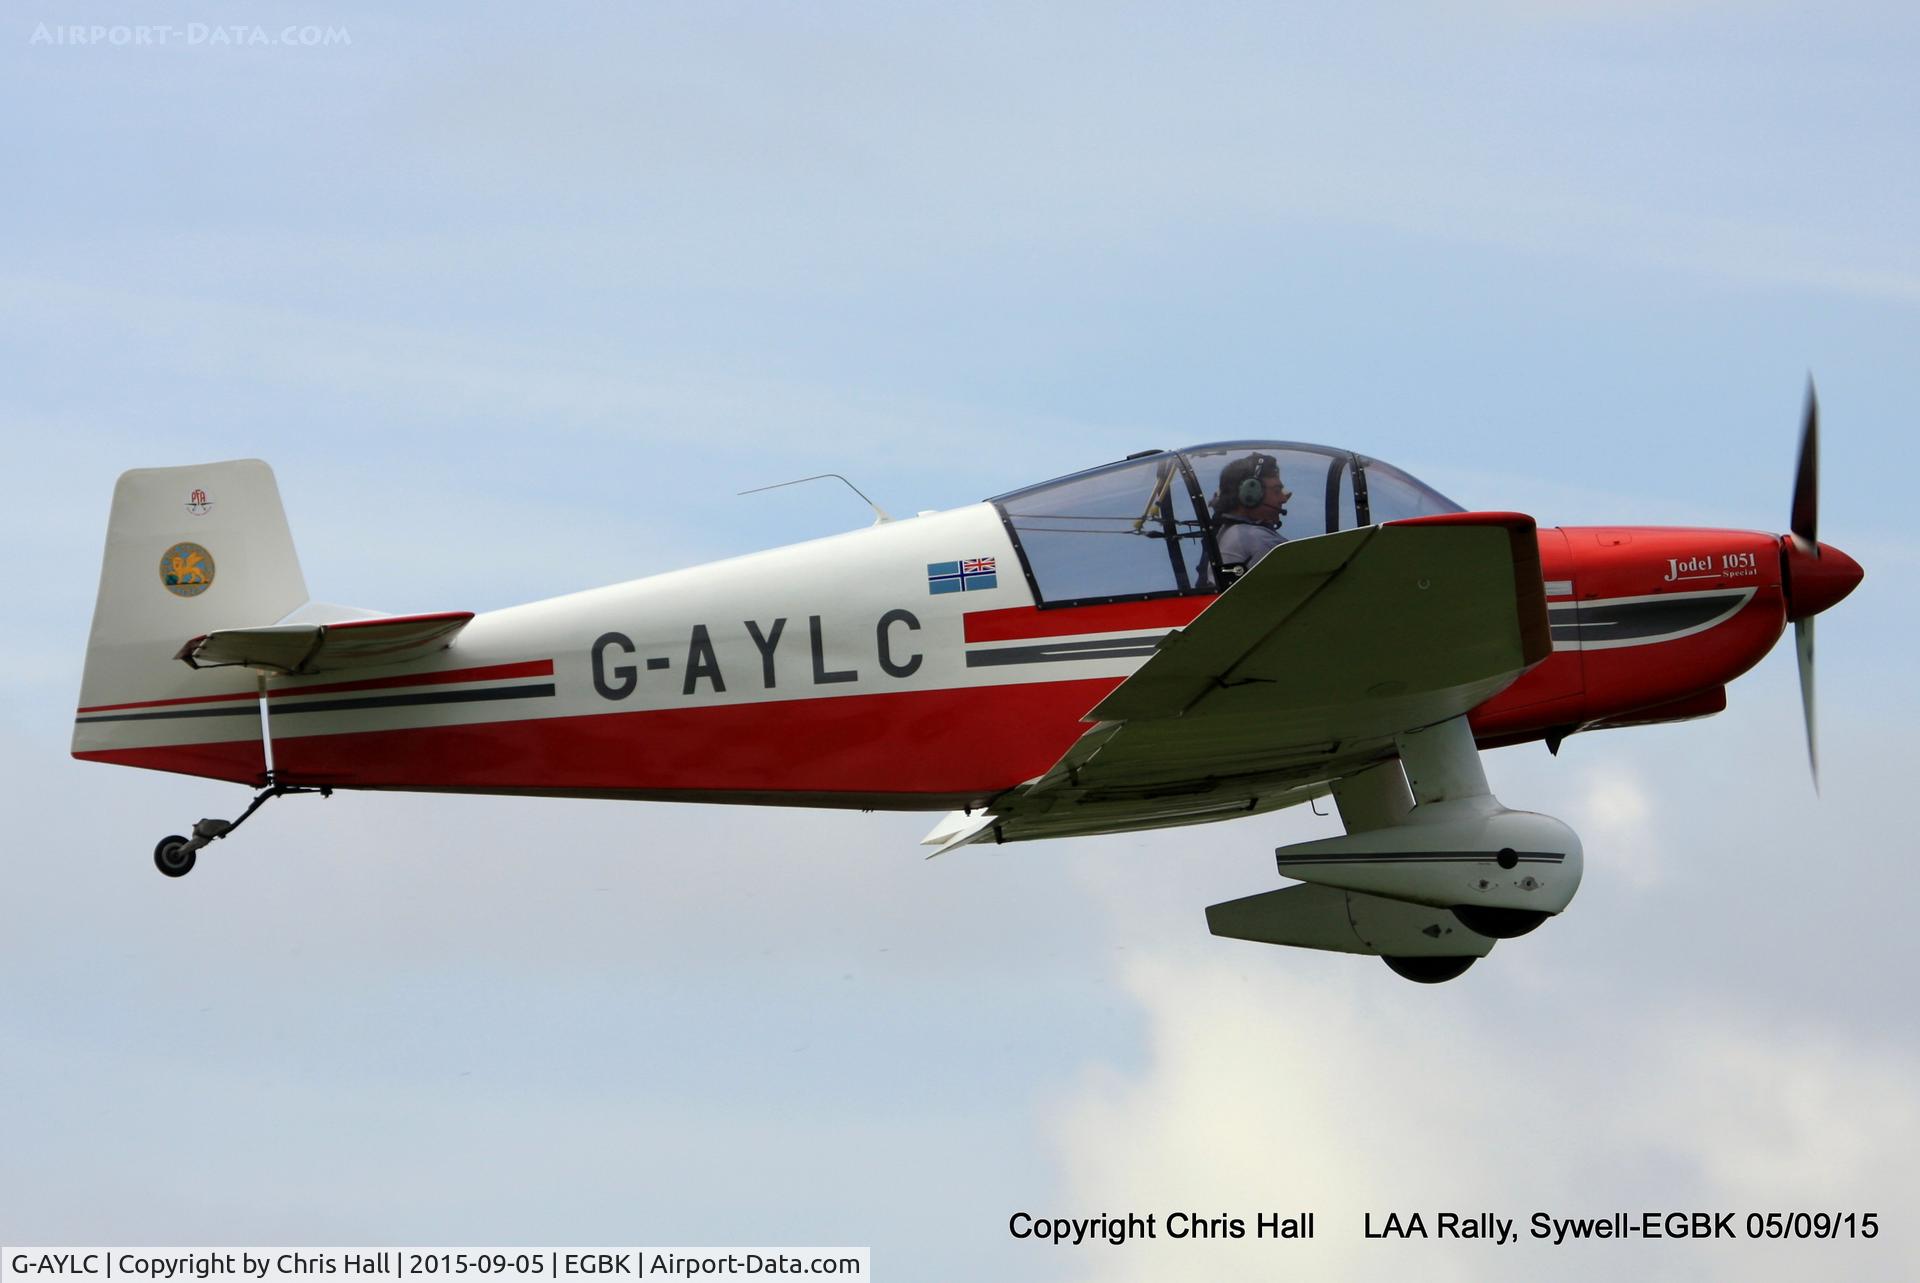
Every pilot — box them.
[1208,452,1292,583]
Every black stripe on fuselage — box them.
[1547,591,1749,644]
[964,632,1170,668]
[74,683,557,724]
[1276,850,1566,865]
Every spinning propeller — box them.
[1780,380,1864,790]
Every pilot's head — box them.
[1214,453,1291,526]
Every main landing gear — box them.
[152,780,332,877]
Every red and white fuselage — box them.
[73,490,1854,805]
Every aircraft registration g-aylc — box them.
[74,389,1862,982]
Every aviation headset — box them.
[1217,453,1285,513]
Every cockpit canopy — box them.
[991,442,1463,608]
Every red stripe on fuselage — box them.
[267,659,553,700]
[77,689,256,714]
[964,597,1213,643]
[265,678,1124,798]
[76,660,555,714]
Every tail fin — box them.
[73,460,308,783]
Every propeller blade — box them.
[1796,616,1818,792]
[1791,379,1819,548]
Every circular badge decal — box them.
[160,542,216,597]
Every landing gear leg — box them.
[151,780,331,878]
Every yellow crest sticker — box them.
[160,542,215,597]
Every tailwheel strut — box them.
[151,779,331,878]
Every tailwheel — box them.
[153,835,195,878]
[147,780,333,880]
[1382,954,1476,984]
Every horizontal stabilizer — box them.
[176,611,473,675]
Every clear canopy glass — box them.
[991,441,1464,607]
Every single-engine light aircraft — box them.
[74,391,1861,981]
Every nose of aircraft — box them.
[1782,536,1864,621]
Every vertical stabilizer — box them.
[72,460,308,783]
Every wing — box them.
[175,611,474,675]
[922,513,1548,851]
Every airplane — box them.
[72,390,1861,982]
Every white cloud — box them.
[1043,950,1920,1282]
[1630,1018,1920,1203]
[1573,763,1663,890]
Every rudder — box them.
[73,460,308,783]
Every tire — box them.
[153,835,195,878]
[1382,954,1475,984]
[1451,905,1550,939]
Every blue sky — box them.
[4,4,1917,1279]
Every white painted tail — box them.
[73,460,308,780]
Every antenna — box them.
[738,473,892,524]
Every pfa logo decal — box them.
[160,542,215,598]
[185,487,212,516]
